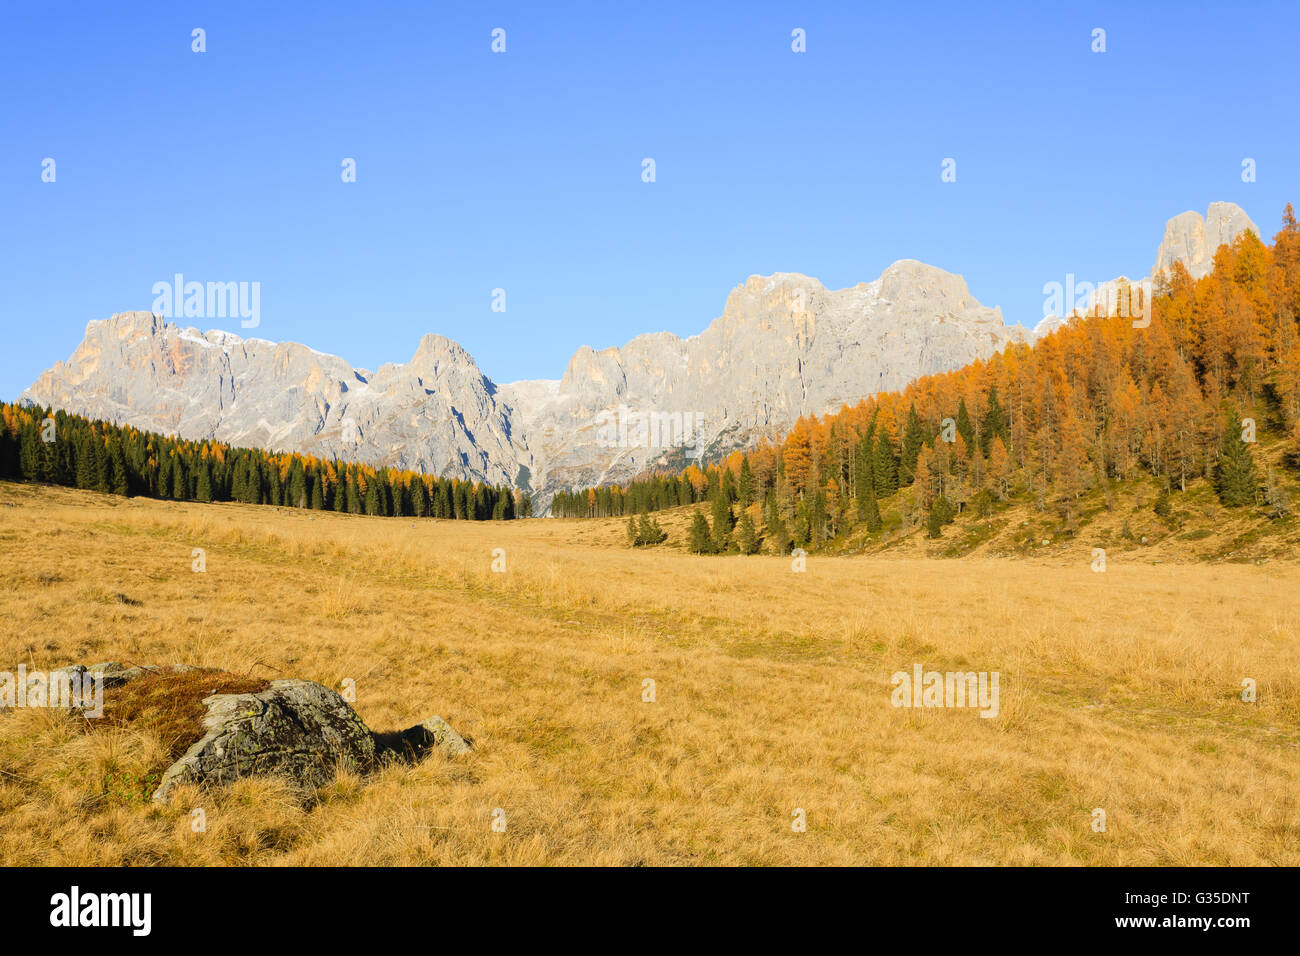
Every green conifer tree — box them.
[688,511,713,554]
[737,512,759,554]
[1215,418,1259,507]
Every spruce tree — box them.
[900,406,925,486]
[287,463,307,508]
[170,455,187,500]
[93,437,111,493]
[636,513,666,546]
[18,423,40,480]
[410,477,428,517]
[1215,419,1259,507]
[927,498,945,538]
[955,398,975,454]
[863,489,882,532]
[736,512,759,554]
[854,431,875,517]
[195,460,213,502]
[981,385,1008,454]
[811,488,828,544]
[1153,486,1171,518]
[710,494,733,552]
[688,511,713,554]
[738,458,753,509]
[873,431,898,497]
[927,494,955,538]
[107,439,129,496]
[793,506,811,547]
[75,435,95,488]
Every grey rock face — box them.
[23,314,526,488]
[503,261,1028,504]
[1154,201,1259,279]
[152,679,377,802]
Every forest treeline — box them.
[0,404,532,520]
[555,204,1300,553]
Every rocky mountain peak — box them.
[1154,201,1258,279]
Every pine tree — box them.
[981,386,1008,454]
[1153,486,1172,518]
[738,458,753,509]
[955,398,975,454]
[873,431,898,497]
[810,487,828,544]
[1215,418,1259,506]
[636,513,667,546]
[927,495,955,538]
[793,506,811,547]
[710,494,733,552]
[768,517,791,555]
[862,489,882,532]
[736,512,759,554]
[266,461,282,506]
[158,454,174,499]
[93,436,111,493]
[409,476,428,517]
[287,462,307,508]
[195,460,213,502]
[899,406,925,486]
[170,454,187,500]
[74,434,95,488]
[854,430,875,517]
[688,511,713,554]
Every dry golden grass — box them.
[1,480,1297,865]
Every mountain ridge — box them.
[20,204,1258,510]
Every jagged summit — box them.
[1154,201,1259,279]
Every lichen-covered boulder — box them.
[153,679,376,802]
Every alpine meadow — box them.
[1,4,1297,931]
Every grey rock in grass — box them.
[152,679,377,802]
[150,678,472,802]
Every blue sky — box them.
[2,0,1296,400]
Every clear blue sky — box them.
[2,0,1296,400]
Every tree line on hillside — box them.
[0,404,532,520]
[560,204,1300,553]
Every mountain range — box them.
[20,202,1257,511]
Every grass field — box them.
[1,480,1298,865]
